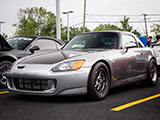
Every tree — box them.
[92,17,141,36]
[61,26,90,43]
[70,27,90,38]
[13,7,56,37]
[132,30,141,37]
[120,16,132,32]
[93,24,122,31]
[151,24,160,35]
[120,16,141,36]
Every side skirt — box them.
[111,73,147,88]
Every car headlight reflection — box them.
[51,60,85,72]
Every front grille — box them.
[13,78,49,91]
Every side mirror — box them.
[123,42,137,53]
[29,46,40,54]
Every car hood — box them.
[0,34,12,51]
[19,49,107,64]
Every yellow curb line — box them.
[111,93,160,111]
[0,91,9,94]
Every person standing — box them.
[146,36,153,47]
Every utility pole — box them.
[0,21,4,34]
[56,0,61,39]
[62,11,74,42]
[143,13,148,38]
[83,0,86,33]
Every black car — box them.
[0,34,64,87]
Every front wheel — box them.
[88,62,110,100]
[0,61,13,87]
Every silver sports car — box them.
[6,31,158,100]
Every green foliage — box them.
[2,33,8,39]
[92,17,141,36]
[120,16,141,36]
[13,7,56,37]
[151,24,160,35]
[13,7,91,43]
[132,30,141,37]
[120,16,133,32]
[13,7,141,43]
[62,27,90,43]
[61,26,68,43]
[93,24,122,31]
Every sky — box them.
[0,0,160,37]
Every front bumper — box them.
[6,67,91,96]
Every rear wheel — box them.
[0,61,12,87]
[88,62,110,100]
[145,59,158,87]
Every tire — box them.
[145,59,158,87]
[88,62,110,100]
[0,61,13,87]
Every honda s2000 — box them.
[6,31,158,100]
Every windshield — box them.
[63,33,118,50]
[7,37,34,50]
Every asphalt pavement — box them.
[0,81,160,120]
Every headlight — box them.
[51,60,85,72]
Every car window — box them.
[122,35,138,48]
[7,37,34,50]
[30,39,57,50]
[63,33,118,50]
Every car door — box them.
[112,34,138,82]
[25,38,60,55]
[133,37,148,75]
[121,35,146,78]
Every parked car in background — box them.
[6,31,158,100]
[0,34,64,87]
[151,43,160,72]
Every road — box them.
[0,81,160,120]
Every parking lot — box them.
[0,79,160,120]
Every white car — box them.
[151,43,160,71]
